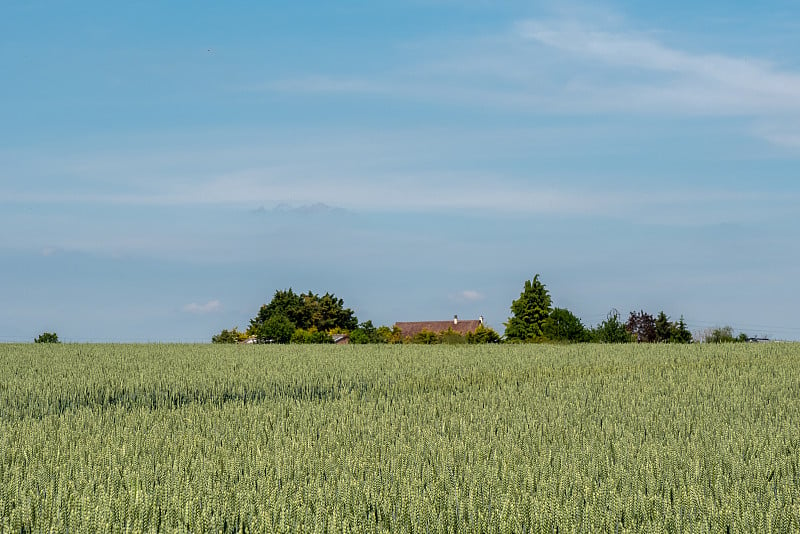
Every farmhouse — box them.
[331,333,350,345]
[394,315,484,339]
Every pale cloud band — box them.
[259,14,800,145]
[458,290,484,302]
[182,300,222,314]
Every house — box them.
[394,315,484,339]
[331,333,350,345]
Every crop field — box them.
[1,343,799,532]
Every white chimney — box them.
[453,315,458,325]
[479,315,484,325]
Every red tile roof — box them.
[394,320,482,338]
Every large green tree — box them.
[504,275,552,342]
[249,289,357,335]
[542,308,588,342]
[256,314,296,344]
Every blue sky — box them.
[2,1,800,342]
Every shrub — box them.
[34,332,60,343]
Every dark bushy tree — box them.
[626,310,657,343]
[504,275,552,342]
[591,310,632,343]
[34,332,60,343]
[542,308,588,342]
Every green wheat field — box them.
[1,343,799,532]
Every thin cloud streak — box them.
[455,290,484,302]
[517,20,800,115]
[2,175,792,225]
[257,15,800,143]
[182,300,222,314]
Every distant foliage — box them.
[211,328,247,344]
[654,311,673,342]
[504,274,552,342]
[255,314,296,344]
[624,311,693,344]
[591,310,632,343]
[404,326,500,345]
[670,316,694,343]
[34,332,59,344]
[542,308,588,343]
[290,328,333,344]
[377,325,403,344]
[466,325,502,344]
[438,328,467,345]
[703,326,748,343]
[349,320,384,344]
[249,288,358,335]
[410,329,439,345]
[626,310,658,343]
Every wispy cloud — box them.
[453,290,484,302]
[752,122,800,149]
[182,300,222,314]
[516,20,800,116]
[2,166,795,225]
[256,13,800,145]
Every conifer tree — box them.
[504,275,552,342]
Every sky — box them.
[2,1,800,342]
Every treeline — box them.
[213,276,754,344]
[212,289,503,344]
[502,275,693,344]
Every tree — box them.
[249,289,357,335]
[669,316,693,343]
[702,326,747,343]
[439,328,467,345]
[305,292,358,332]
[376,325,403,344]
[290,328,333,344]
[626,310,657,343]
[542,308,588,342]
[411,329,439,344]
[212,328,246,344]
[349,320,385,344]
[504,274,552,342]
[591,310,632,343]
[34,332,60,343]
[466,325,502,344]
[249,289,304,332]
[255,314,295,343]
[654,311,672,343]
[703,326,735,343]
